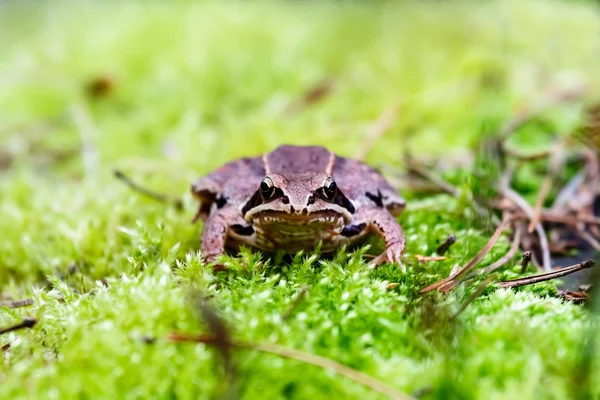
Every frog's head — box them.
[241,172,354,227]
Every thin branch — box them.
[355,105,399,161]
[436,234,456,255]
[0,299,33,309]
[452,223,523,288]
[190,291,238,399]
[499,260,595,289]
[168,333,415,400]
[579,230,600,252]
[520,251,532,273]
[405,160,460,198]
[528,177,552,233]
[114,170,184,210]
[415,255,446,262]
[503,147,550,161]
[500,186,551,272]
[450,276,496,320]
[557,290,589,304]
[552,170,585,211]
[420,217,510,293]
[537,210,600,226]
[405,155,499,225]
[0,318,37,335]
[484,224,523,274]
[281,285,310,321]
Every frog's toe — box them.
[369,241,404,268]
[202,253,228,272]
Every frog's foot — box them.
[200,207,241,272]
[203,254,229,272]
[369,240,404,268]
[349,206,405,269]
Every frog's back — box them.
[266,145,334,174]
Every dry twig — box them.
[420,217,510,293]
[168,333,415,400]
[281,285,310,321]
[415,255,446,263]
[528,177,553,233]
[499,260,595,289]
[450,276,496,320]
[436,234,456,256]
[0,318,37,335]
[0,299,33,309]
[500,185,552,272]
[520,251,532,273]
[451,224,523,289]
[114,170,184,211]
[484,224,523,274]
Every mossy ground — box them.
[1,1,600,399]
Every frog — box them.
[191,145,406,269]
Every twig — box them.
[528,177,552,233]
[114,170,184,211]
[452,223,523,288]
[536,210,600,226]
[436,234,456,256]
[420,217,510,293]
[500,185,552,272]
[0,299,33,309]
[503,147,550,161]
[557,290,589,304]
[355,105,399,161]
[415,255,446,262]
[406,160,460,198]
[281,285,310,321]
[167,333,415,400]
[484,224,523,274]
[552,170,585,210]
[406,154,499,224]
[578,230,600,252]
[190,291,238,399]
[0,318,37,335]
[499,260,595,289]
[520,251,532,273]
[450,276,496,320]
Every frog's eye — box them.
[322,177,337,199]
[260,176,276,198]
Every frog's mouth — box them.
[250,210,348,226]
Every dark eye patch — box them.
[315,188,355,214]
[241,187,286,216]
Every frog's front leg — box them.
[347,207,405,267]
[201,207,243,269]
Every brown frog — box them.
[191,145,406,268]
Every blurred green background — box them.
[1,1,600,399]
